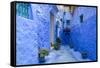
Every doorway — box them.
[50,12,55,47]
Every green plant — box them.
[52,37,61,50]
[38,49,49,63]
[56,37,61,43]
[39,49,49,58]
[53,43,59,50]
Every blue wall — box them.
[16,16,39,65]
[31,4,51,50]
[70,7,96,60]
[16,3,58,65]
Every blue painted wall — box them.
[31,4,51,50]
[16,3,58,65]
[70,7,96,60]
[16,16,39,65]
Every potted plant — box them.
[53,37,61,50]
[38,49,49,63]
[56,37,61,43]
[53,43,59,50]
[81,51,88,59]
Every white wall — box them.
[0,0,99,68]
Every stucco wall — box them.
[16,16,39,65]
[70,7,96,60]
[16,4,57,65]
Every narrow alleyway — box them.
[45,45,91,63]
[16,3,96,65]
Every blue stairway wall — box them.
[70,7,96,60]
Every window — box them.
[80,14,83,23]
[16,3,32,19]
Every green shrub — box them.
[50,38,61,50]
[39,49,49,58]
[56,37,61,43]
[53,41,60,50]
